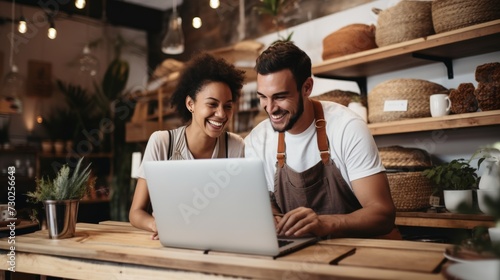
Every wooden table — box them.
[0,221,452,280]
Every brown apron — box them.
[272,100,362,215]
[271,100,401,239]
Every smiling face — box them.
[257,69,313,134]
[186,81,234,139]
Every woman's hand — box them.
[151,232,159,240]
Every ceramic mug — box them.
[430,93,451,117]
[0,204,8,221]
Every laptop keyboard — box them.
[278,239,294,248]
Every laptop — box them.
[144,158,317,257]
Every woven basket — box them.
[449,83,478,114]
[311,90,367,107]
[379,146,432,170]
[368,79,447,123]
[375,1,435,47]
[387,172,433,211]
[322,24,377,60]
[432,0,500,33]
[475,62,500,83]
[474,82,500,111]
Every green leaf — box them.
[26,157,95,202]
[102,59,129,101]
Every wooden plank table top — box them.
[0,221,452,280]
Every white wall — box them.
[0,2,148,142]
[254,0,500,164]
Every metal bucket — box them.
[43,199,79,239]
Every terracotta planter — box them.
[41,141,53,153]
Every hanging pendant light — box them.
[192,17,202,29]
[1,66,24,113]
[75,0,86,9]
[18,15,27,34]
[192,2,202,29]
[210,0,220,9]
[161,0,184,55]
[1,0,24,114]
[47,15,57,39]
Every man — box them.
[245,41,398,239]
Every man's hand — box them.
[276,207,326,237]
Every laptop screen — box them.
[144,158,282,256]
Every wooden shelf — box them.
[368,110,500,135]
[396,211,495,229]
[312,20,500,80]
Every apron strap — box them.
[276,100,330,167]
[277,132,286,168]
[217,131,228,158]
[311,100,330,164]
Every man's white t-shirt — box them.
[245,101,384,191]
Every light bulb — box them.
[210,0,220,9]
[48,27,57,39]
[75,0,86,9]
[18,16,27,34]
[161,10,184,55]
[1,65,24,113]
[79,46,99,77]
[192,17,202,29]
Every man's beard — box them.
[271,94,304,133]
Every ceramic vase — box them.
[477,188,500,215]
[443,190,472,213]
[478,159,500,190]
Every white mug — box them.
[430,93,451,117]
[1,209,11,221]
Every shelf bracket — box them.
[314,75,367,96]
[412,53,454,79]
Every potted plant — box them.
[41,108,66,154]
[422,158,478,213]
[27,157,95,239]
[255,0,295,43]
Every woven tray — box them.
[374,1,434,47]
[368,79,447,123]
[311,90,367,107]
[379,146,432,170]
[432,0,500,33]
[387,172,433,212]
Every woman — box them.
[129,53,246,239]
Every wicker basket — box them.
[374,1,435,47]
[379,146,432,170]
[387,172,433,211]
[474,82,500,111]
[311,89,367,107]
[322,24,377,60]
[432,0,500,33]
[368,79,447,123]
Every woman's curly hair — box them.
[170,53,246,122]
